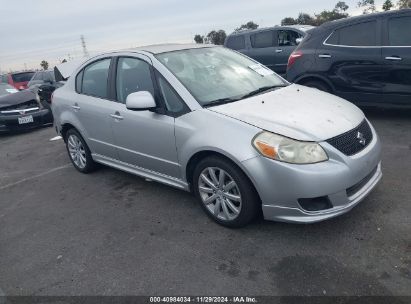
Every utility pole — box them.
[80,35,89,58]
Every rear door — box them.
[75,57,118,159]
[248,29,278,72]
[318,19,384,105]
[274,29,303,75]
[381,13,411,106]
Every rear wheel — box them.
[65,129,96,173]
[193,156,260,228]
[302,80,331,93]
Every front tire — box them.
[193,156,260,228]
[65,129,96,173]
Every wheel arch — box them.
[185,149,261,203]
[294,74,335,92]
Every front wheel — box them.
[193,156,260,228]
[65,129,96,173]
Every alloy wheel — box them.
[198,167,242,221]
[67,134,87,169]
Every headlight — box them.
[252,131,328,164]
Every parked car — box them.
[0,83,18,97]
[225,25,314,75]
[287,9,411,107]
[0,83,53,133]
[27,70,55,89]
[52,44,381,227]
[1,71,35,90]
[28,69,64,104]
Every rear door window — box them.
[388,16,411,46]
[326,21,377,46]
[251,31,275,48]
[82,58,111,99]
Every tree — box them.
[235,21,259,31]
[206,30,227,45]
[358,0,376,14]
[281,17,298,26]
[382,0,394,10]
[296,13,316,25]
[61,59,68,63]
[397,0,411,8]
[194,34,204,44]
[335,1,349,12]
[40,60,49,70]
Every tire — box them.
[65,128,96,173]
[303,80,331,93]
[193,156,260,228]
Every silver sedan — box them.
[52,44,382,227]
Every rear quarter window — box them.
[251,31,275,48]
[326,21,377,46]
[226,35,246,50]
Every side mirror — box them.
[126,91,156,111]
[296,38,303,45]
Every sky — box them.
[0,0,386,72]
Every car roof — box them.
[227,25,315,37]
[125,43,216,54]
[321,8,411,29]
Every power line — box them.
[81,35,89,58]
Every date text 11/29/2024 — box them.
[150,296,257,303]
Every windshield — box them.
[0,84,18,97]
[11,72,35,83]
[156,47,287,106]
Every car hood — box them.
[0,90,37,110]
[208,84,365,141]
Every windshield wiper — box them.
[204,97,240,108]
[239,85,286,100]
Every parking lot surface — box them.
[0,109,410,297]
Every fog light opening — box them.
[298,196,333,212]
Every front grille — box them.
[346,166,378,198]
[0,100,39,112]
[326,120,373,156]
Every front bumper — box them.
[0,108,53,133]
[241,124,382,223]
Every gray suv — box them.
[225,25,314,75]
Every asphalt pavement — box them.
[0,108,410,297]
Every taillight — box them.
[288,51,303,68]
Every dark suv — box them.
[287,9,411,107]
[225,25,314,75]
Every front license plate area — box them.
[18,115,34,124]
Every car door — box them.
[319,19,384,105]
[274,29,303,75]
[109,56,181,178]
[249,30,278,72]
[74,57,118,159]
[381,13,411,106]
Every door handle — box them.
[110,113,124,120]
[385,56,402,61]
[71,103,80,111]
[319,54,332,58]
[275,49,283,53]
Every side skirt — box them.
[92,153,190,191]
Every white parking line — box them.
[0,164,71,191]
[49,136,62,141]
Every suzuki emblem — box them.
[357,132,366,146]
